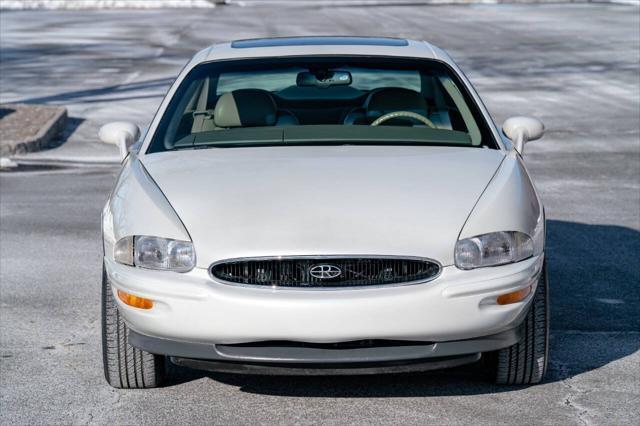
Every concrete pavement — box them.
[0,3,639,425]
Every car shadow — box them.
[163,220,639,396]
[545,220,639,332]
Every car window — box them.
[347,68,420,92]
[217,67,421,94]
[147,57,496,153]
[217,69,305,94]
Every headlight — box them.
[454,231,534,270]
[114,236,195,272]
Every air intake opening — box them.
[210,256,440,288]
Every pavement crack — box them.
[563,397,590,426]
[552,360,597,426]
[62,342,86,347]
[86,389,122,425]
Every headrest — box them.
[364,87,428,118]
[214,89,278,128]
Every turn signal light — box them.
[117,290,153,310]
[497,286,532,305]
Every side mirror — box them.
[98,121,141,160]
[502,116,544,154]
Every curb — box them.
[0,156,120,172]
[224,0,639,5]
[8,156,121,167]
[0,105,68,157]
[0,0,215,10]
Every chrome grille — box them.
[210,257,440,288]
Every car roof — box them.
[189,36,450,65]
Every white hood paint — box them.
[141,146,504,267]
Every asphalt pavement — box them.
[1,3,639,425]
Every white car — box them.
[100,37,548,389]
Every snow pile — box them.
[0,0,216,9]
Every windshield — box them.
[147,57,496,153]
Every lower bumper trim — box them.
[170,353,482,375]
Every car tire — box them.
[489,260,549,385]
[101,265,165,388]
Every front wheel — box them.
[101,265,165,388]
[488,260,549,385]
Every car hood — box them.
[141,146,504,267]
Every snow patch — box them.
[0,158,19,169]
[0,0,216,10]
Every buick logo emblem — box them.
[309,264,342,279]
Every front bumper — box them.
[128,323,522,374]
[105,253,543,345]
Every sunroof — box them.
[231,37,409,49]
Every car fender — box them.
[102,156,191,260]
[458,151,544,246]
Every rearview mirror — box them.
[296,70,352,88]
[502,116,544,154]
[99,121,140,160]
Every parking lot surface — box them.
[1,3,639,425]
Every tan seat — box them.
[214,89,298,128]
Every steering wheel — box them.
[370,111,436,128]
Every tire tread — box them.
[101,266,164,388]
[493,261,549,385]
